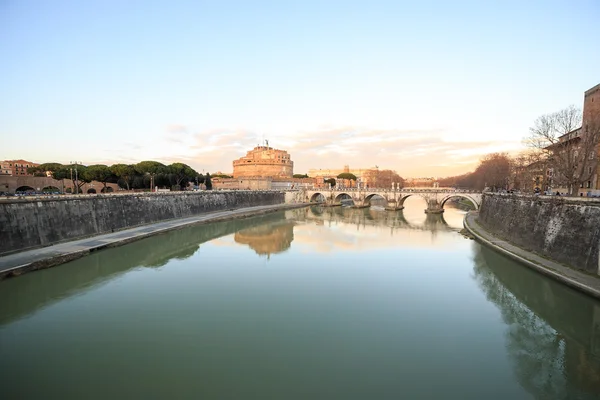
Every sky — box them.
[1,0,599,178]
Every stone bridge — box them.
[303,188,482,213]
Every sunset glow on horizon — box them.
[1,1,599,178]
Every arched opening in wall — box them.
[87,188,97,194]
[65,188,72,193]
[400,195,429,225]
[42,186,60,194]
[101,187,114,193]
[310,193,325,203]
[439,195,477,229]
[441,196,475,211]
[335,193,354,206]
[15,186,35,194]
[365,194,386,208]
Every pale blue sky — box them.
[1,0,598,177]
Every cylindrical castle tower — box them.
[233,145,294,178]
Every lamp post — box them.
[147,172,155,192]
[70,161,81,194]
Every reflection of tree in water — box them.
[472,244,600,399]
[234,220,294,257]
[0,211,290,326]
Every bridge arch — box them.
[364,193,387,206]
[310,192,326,203]
[303,189,482,213]
[335,193,354,205]
[439,194,480,210]
[398,193,428,207]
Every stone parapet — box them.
[477,193,600,274]
[0,191,285,255]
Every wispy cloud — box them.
[83,124,522,178]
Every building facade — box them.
[212,176,316,191]
[543,83,600,195]
[405,177,439,188]
[583,83,600,192]
[1,159,39,176]
[232,145,293,178]
[307,165,374,181]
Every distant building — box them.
[542,83,600,195]
[232,144,293,178]
[307,165,376,187]
[584,84,600,192]
[405,177,438,187]
[0,159,39,176]
[212,176,316,191]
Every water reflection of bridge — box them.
[291,205,460,233]
[473,244,600,397]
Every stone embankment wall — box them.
[0,191,285,255]
[478,193,600,274]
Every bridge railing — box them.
[304,188,482,194]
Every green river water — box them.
[1,198,600,399]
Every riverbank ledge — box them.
[0,190,297,255]
[0,202,308,280]
[464,211,600,300]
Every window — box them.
[587,181,592,188]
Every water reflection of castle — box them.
[234,221,295,257]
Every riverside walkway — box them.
[0,203,307,279]
[464,211,600,300]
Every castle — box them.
[232,142,293,178]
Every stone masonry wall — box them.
[478,193,600,274]
[0,191,285,255]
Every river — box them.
[1,197,599,399]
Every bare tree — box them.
[526,105,599,195]
[437,153,512,191]
[476,153,511,191]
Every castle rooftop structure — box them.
[233,144,293,178]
